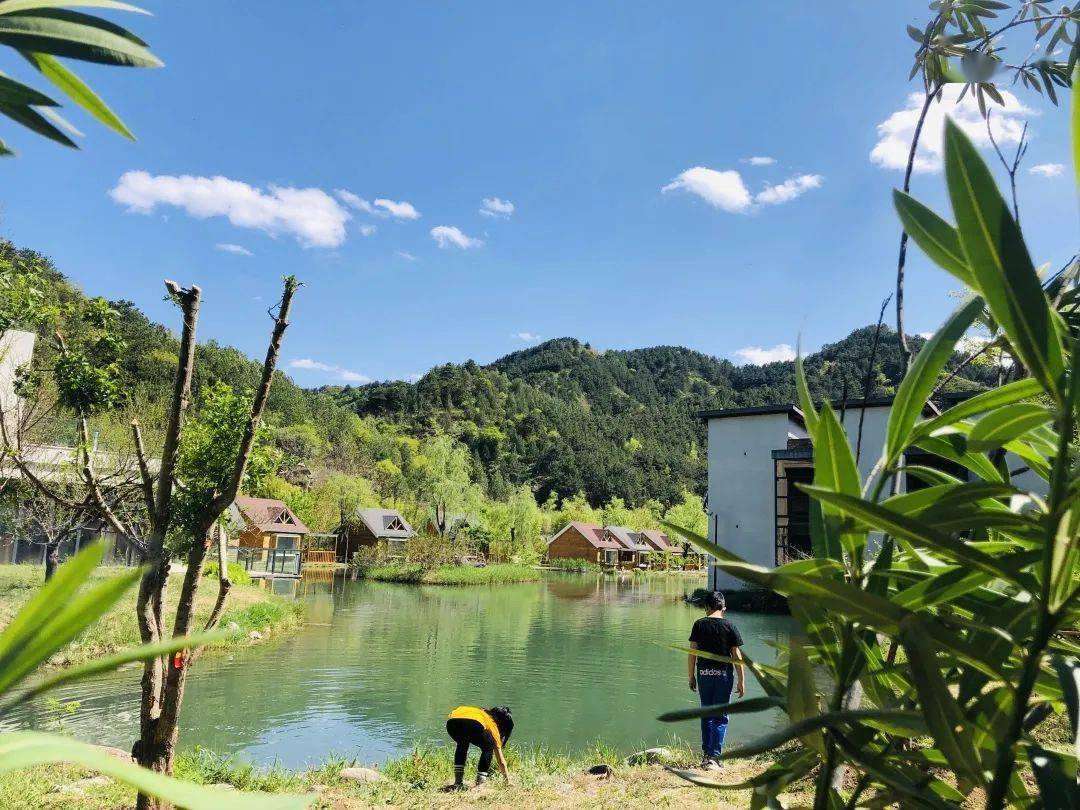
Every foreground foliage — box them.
[0,545,313,809]
[0,0,161,154]
[662,79,1080,808]
[1,740,812,810]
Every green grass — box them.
[3,740,794,809]
[361,563,541,586]
[544,557,603,572]
[0,564,304,669]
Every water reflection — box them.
[4,572,795,768]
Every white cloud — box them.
[733,343,796,365]
[430,225,483,249]
[335,189,421,220]
[663,167,823,213]
[512,331,541,341]
[662,167,753,213]
[755,174,824,205]
[289,358,370,384]
[111,171,350,248]
[480,197,515,218]
[215,243,253,257]
[745,156,776,166]
[358,223,377,237]
[1029,162,1064,178]
[374,198,420,220]
[395,250,417,261]
[871,85,1034,173]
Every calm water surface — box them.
[8,573,795,767]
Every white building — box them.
[702,397,1042,591]
[0,329,36,441]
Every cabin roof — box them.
[604,526,649,551]
[638,528,677,552]
[234,496,310,535]
[549,521,621,550]
[351,507,416,539]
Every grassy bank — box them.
[0,742,812,809]
[360,563,541,586]
[0,564,304,668]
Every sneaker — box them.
[700,758,721,772]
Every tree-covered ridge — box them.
[331,328,994,508]
[4,239,993,517]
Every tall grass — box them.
[360,563,540,586]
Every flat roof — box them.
[699,394,958,421]
[698,403,805,421]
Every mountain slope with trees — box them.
[4,239,994,519]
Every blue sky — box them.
[1,1,1076,385]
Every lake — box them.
[8,572,796,768]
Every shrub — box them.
[202,561,253,587]
[546,557,601,572]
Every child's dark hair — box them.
[487,706,513,744]
[704,591,726,611]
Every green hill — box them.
[5,239,992,510]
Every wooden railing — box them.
[303,550,337,566]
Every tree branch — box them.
[130,419,156,517]
[210,276,299,515]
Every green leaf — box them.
[0,564,143,696]
[21,50,133,138]
[911,378,1044,442]
[913,432,1003,482]
[1052,656,1079,762]
[967,402,1055,451]
[0,543,106,666]
[667,644,786,698]
[0,98,75,146]
[813,403,861,559]
[0,72,56,105]
[886,297,984,465]
[801,485,1036,590]
[786,644,824,754]
[0,732,315,809]
[893,190,973,285]
[0,9,162,67]
[795,349,818,437]
[901,630,984,784]
[788,596,840,675]
[0,1,150,15]
[716,710,926,760]
[657,695,784,723]
[0,631,228,714]
[1073,63,1079,190]
[1025,746,1079,809]
[944,117,1066,397]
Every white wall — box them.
[0,330,36,444]
[706,401,1048,590]
[706,412,800,590]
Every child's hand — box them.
[735,682,745,698]
[688,677,697,692]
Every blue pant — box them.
[697,667,734,758]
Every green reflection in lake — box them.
[7,573,795,768]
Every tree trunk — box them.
[134,535,210,810]
[43,541,59,581]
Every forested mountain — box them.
[5,240,993,512]
[329,328,993,507]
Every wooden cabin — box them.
[546,522,622,565]
[232,496,310,551]
[335,507,416,563]
[603,526,652,568]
